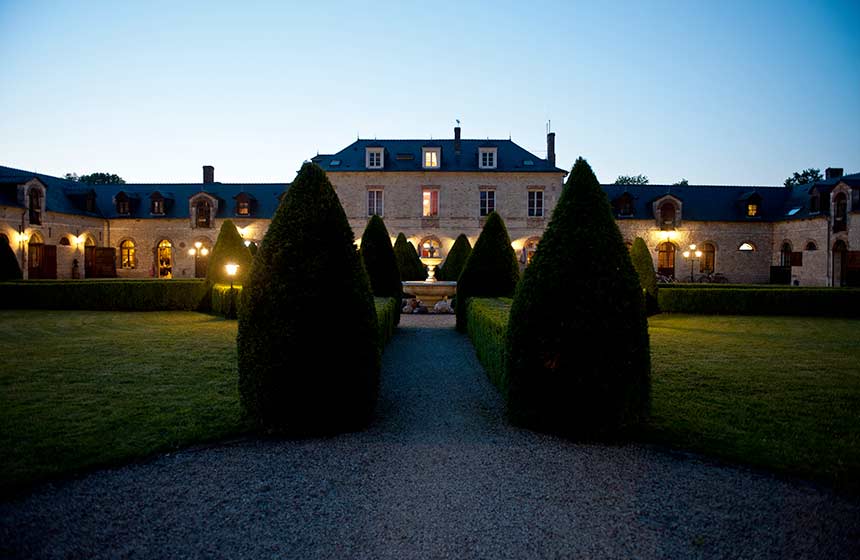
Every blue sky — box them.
[1,0,858,185]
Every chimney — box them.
[454,125,461,153]
[203,165,214,184]
[547,132,556,167]
[825,167,844,180]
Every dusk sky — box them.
[1,0,858,185]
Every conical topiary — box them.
[360,215,402,298]
[506,157,650,439]
[437,233,472,281]
[0,238,22,280]
[455,211,519,332]
[237,162,379,434]
[630,236,659,316]
[206,220,252,285]
[393,233,426,281]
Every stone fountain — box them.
[401,246,457,308]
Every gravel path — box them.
[2,314,858,558]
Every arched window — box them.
[195,199,212,228]
[700,243,716,274]
[29,188,42,225]
[833,240,848,287]
[805,241,818,251]
[120,240,136,269]
[59,237,71,246]
[833,193,847,233]
[521,237,541,265]
[157,239,173,278]
[659,203,676,230]
[657,241,675,278]
[738,242,756,251]
[780,242,793,267]
[419,236,441,258]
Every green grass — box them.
[0,310,247,498]
[647,314,860,492]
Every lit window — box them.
[528,190,544,217]
[738,242,755,251]
[479,148,497,169]
[420,237,441,258]
[368,189,384,216]
[120,240,136,269]
[157,239,173,278]
[366,148,384,169]
[422,188,439,217]
[747,204,758,217]
[423,148,440,169]
[237,201,250,216]
[480,189,495,216]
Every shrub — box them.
[466,297,512,393]
[658,287,860,317]
[455,212,519,332]
[630,237,659,316]
[506,157,650,439]
[237,162,380,435]
[0,241,22,281]
[360,215,402,298]
[206,220,253,286]
[374,296,399,350]
[211,283,242,318]
[437,233,472,281]
[393,233,426,281]
[0,279,208,310]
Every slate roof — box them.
[0,165,289,219]
[311,139,567,174]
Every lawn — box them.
[0,311,246,498]
[647,314,860,492]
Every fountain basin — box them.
[402,281,457,308]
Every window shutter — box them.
[790,252,803,267]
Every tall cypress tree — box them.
[393,233,426,281]
[456,212,519,332]
[437,233,472,281]
[0,239,22,280]
[630,236,659,316]
[206,220,252,285]
[360,215,402,298]
[237,162,379,434]
[506,157,650,439]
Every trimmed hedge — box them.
[437,234,472,281]
[361,215,402,299]
[466,297,512,393]
[659,287,860,317]
[374,297,399,350]
[393,233,426,281]
[207,220,253,285]
[630,236,659,316]
[0,279,208,311]
[211,284,242,318]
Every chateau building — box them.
[1,127,858,286]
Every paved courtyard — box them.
[1,314,858,558]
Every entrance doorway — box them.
[657,241,676,279]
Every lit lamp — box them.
[225,263,239,289]
[682,244,703,282]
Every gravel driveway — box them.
[2,314,858,558]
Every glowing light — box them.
[244,240,251,247]
[225,263,239,276]
[17,231,29,244]
[200,247,209,256]
[188,248,197,256]
[194,241,202,249]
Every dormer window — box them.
[479,148,497,169]
[28,188,43,225]
[810,193,820,213]
[747,203,759,217]
[234,192,254,216]
[659,202,676,230]
[116,192,130,216]
[423,147,441,169]
[151,193,165,215]
[85,191,96,213]
[616,193,635,217]
[366,148,384,169]
[196,199,212,228]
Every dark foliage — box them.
[455,212,519,332]
[614,174,649,185]
[393,233,426,281]
[64,172,126,185]
[0,280,207,310]
[437,233,472,281]
[506,157,651,439]
[237,162,379,435]
[360,215,402,298]
[207,220,253,285]
[211,284,241,318]
[0,240,22,281]
[630,237,659,316]
[659,287,860,317]
[784,168,822,188]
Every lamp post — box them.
[225,263,239,289]
[188,241,209,278]
[682,243,702,282]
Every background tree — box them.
[784,168,822,188]
[456,212,519,332]
[360,215,402,298]
[393,233,426,281]
[630,237,659,316]
[614,174,649,185]
[437,233,472,281]
[237,162,379,434]
[673,178,689,186]
[65,172,126,185]
[0,240,22,280]
[507,157,650,439]
[206,220,253,285]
